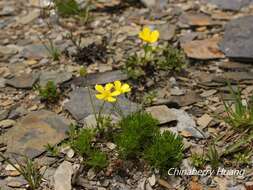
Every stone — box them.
[64,88,138,121]
[219,61,252,70]
[157,24,176,41]
[214,72,253,82]
[0,119,15,128]
[148,174,156,186]
[21,44,48,60]
[179,13,213,26]
[39,70,72,86]
[197,114,212,128]
[0,109,9,121]
[170,87,185,96]
[0,78,6,88]
[164,109,205,138]
[0,6,15,16]
[200,90,217,97]
[204,0,252,11]
[1,110,70,158]
[54,161,73,190]
[0,45,18,56]
[182,38,225,59]
[17,10,40,25]
[146,105,177,124]
[72,70,128,87]
[6,73,39,89]
[220,16,253,61]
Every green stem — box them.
[88,87,100,130]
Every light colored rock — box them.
[54,161,73,190]
[197,114,212,128]
[146,105,177,124]
[0,119,16,128]
[17,10,40,25]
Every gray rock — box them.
[157,24,176,41]
[204,0,252,11]
[0,109,9,121]
[0,78,6,88]
[0,6,15,16]
[17,10,40,25]
[72,70,128,87]
[64,88,138,121]
[6,73,39,89]
[54,161,73,190]
[8,106,28,119]
[39,70,72,86]
[1,110,70,158]
[146,105,177,125]
[20,44,48,60]
[162,109,205,139]
[220,16,253,61]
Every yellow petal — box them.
[96,94,105,100]
[105,83,114,91]
[121,84,131,93]
[114,80,122,91]
[139,27,151,41]
[149,30,159,43]
[111,90,121,96]
[95,85,104,93]
[106,97,116,102]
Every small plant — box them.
[190,153,206,169]
[70,128,94,156]
[234,151,252,166]
[115,111,159,159]
[144,131,184,173]
[223,84,253,129]
[206,144,220,170]
[86,150,108,170]
[53,0,92,22]
[156,45,186,71]
[35,81,59,103]
[142,91,157,106]
[0,153,44,190]
[45,144,59,157]
[124,27,186,80]
[44,39,60,61]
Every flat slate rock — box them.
[20,44,48,60]
[72,70,128,87]
[64,88,138,121]
[6,73,39,89]
[1,110,70,158]
[39,70,72,86]
[220,16,253,61]
[179,13,214,26]
[146,105,177,124]
[182,38,225,60]
[204,0,252,11]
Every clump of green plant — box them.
[68,126,108,170]
[70,128,94,156]
[156,45,186,71]
[190,153,206,169]
[223,84,253,129]
[45,144,60,157]
[142,91,157,106]
[206,144,220,170]
[86,150,108,170]
[115,111,159,159]
[44,39,60,61]
[144,131,184,173]
[53,0,92,22]
[0,153,44,190]
[124,27,186,80]
[35,81,59,103]
[234,151,252,166]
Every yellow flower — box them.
[114,81,131,94]
[95,83,120,102]
[139,27,159,43]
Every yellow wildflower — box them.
[114,81,131,94]
[95,83,120,102]
[139,27,159,43]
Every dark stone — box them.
[6,73,39,89]
[220,16,253,61]
[72,70,128,87]
[1,110,70,158]
[204,0,252,11]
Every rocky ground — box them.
[0,0,253,189]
